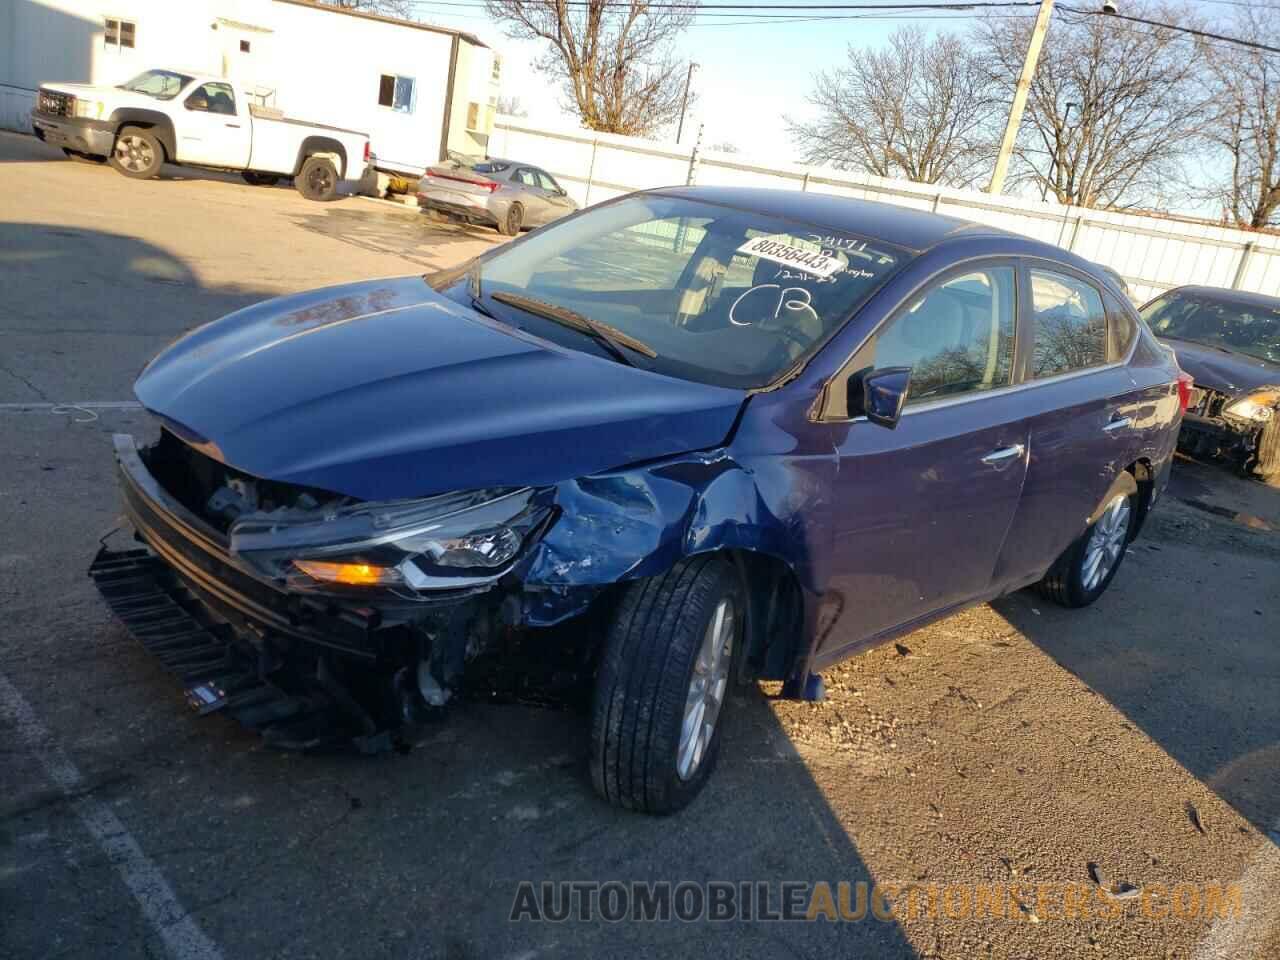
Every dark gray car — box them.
[416,157,578,235]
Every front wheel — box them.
[109,126,164,179]
[295,156,339,201]
[590,556,742,814]
[1037,473,1138,608]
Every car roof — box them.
[1160,285,1280,310]
[649,185,1016,253]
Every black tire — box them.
[109,126,164,179]
[242,171,281,187]
[1037,472,1139,608]
[590,556,743,815]
[295,156,339,202]
[62,148,106,164]
[498,203,523,236]
[1255,418,1280,479]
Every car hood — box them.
[134,277,747,501]
[1158,337,1280,396]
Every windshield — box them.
[119,70,194,100]
[442,194,906,388]
[1141,290,1280,364]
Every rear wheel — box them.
[295,156,339,201]
[109,126,163,179]
[590,556,742,814]
[242,171,281,187]
[498,203,523,236]
[1037,473,1138,608]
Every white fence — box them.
[491,119,1280,305]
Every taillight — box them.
[363,140,370,162]
[1176,372,1194,413]
[429,171,500,192]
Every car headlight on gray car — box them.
[1224,390,1280,423]
[228,487,552,591]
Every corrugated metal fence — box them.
[491,118,1280,305]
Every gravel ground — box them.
[2,131,1278,960]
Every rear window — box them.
[456,194,909,389]
[471,161,509,174]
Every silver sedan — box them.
[416,158,578,235]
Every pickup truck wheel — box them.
[242,171,281,187]
[1037,472,1138,608]
[109,126,163,179]
[296,156,339,201]
[62,148,106,164]
[590,556,743,814]
[498,203,523,236]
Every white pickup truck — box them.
[31,68,373,201]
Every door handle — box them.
[1103,416,1132,433]
[981,444,1025,465]
[226,123,241,128]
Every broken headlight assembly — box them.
[1223,390,1280,423]
[228,487,552,592]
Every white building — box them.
[0,0,503,174]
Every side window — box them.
[513,168,536,187]
[377,74,415,113]
[1105,292,1138,361]
[184,82,236,116]
[874,267,1016,406]
[535,171,560,193]
[1029,269,1107,377]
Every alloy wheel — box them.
[677,596,735,781]
[115,136,153,173]
[1082,493,1131,591]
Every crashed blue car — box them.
[92,187,1183,813]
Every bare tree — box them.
[1201,9,1280,228]
[484,1,696,136]
[975,4,1210,208]
[319,0,414,18]
[786,27,1000,187]
[495,96,529,118]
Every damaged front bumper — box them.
[1177,411,1264,470]
[93,434,594,750]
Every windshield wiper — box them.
[490,291,658,366]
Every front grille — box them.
[1189,385,1230,418]
[37,90,74,118]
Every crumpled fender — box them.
[515,447,834,627]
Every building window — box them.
[491,56,502,82]
[377,73,415,113]
[239,40,251,53]
[467,102,480,130]
[105,18,136,50]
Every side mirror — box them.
[848,366,911,428]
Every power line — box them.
[411,0,1042,8]
[1056,4,1280,55]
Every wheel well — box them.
[1127,459,1155,538]
[295,137,347,178]
[109,111,174,160]
[720,549,805,683]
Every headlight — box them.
[229,487,551,592]
[73,99,104,119]
[1224,390,1280,422]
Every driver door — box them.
[176,82,251,169]
[816,261,1032,661]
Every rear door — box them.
[989,262,1148,591]
[817,261,1031,661]
[534,169,575,221]
[175,81,251,169]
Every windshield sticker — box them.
[737,236,845,279]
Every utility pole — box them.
[676,62,699,144]
[989,0,1055,195]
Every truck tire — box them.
[109,126,164,179]
[242,171,281,187]
[590,556,743,814]
[296,156,339,202]
[1256,417,1280,480]
[498,203,523,236]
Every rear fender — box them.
[295,137,347,178]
